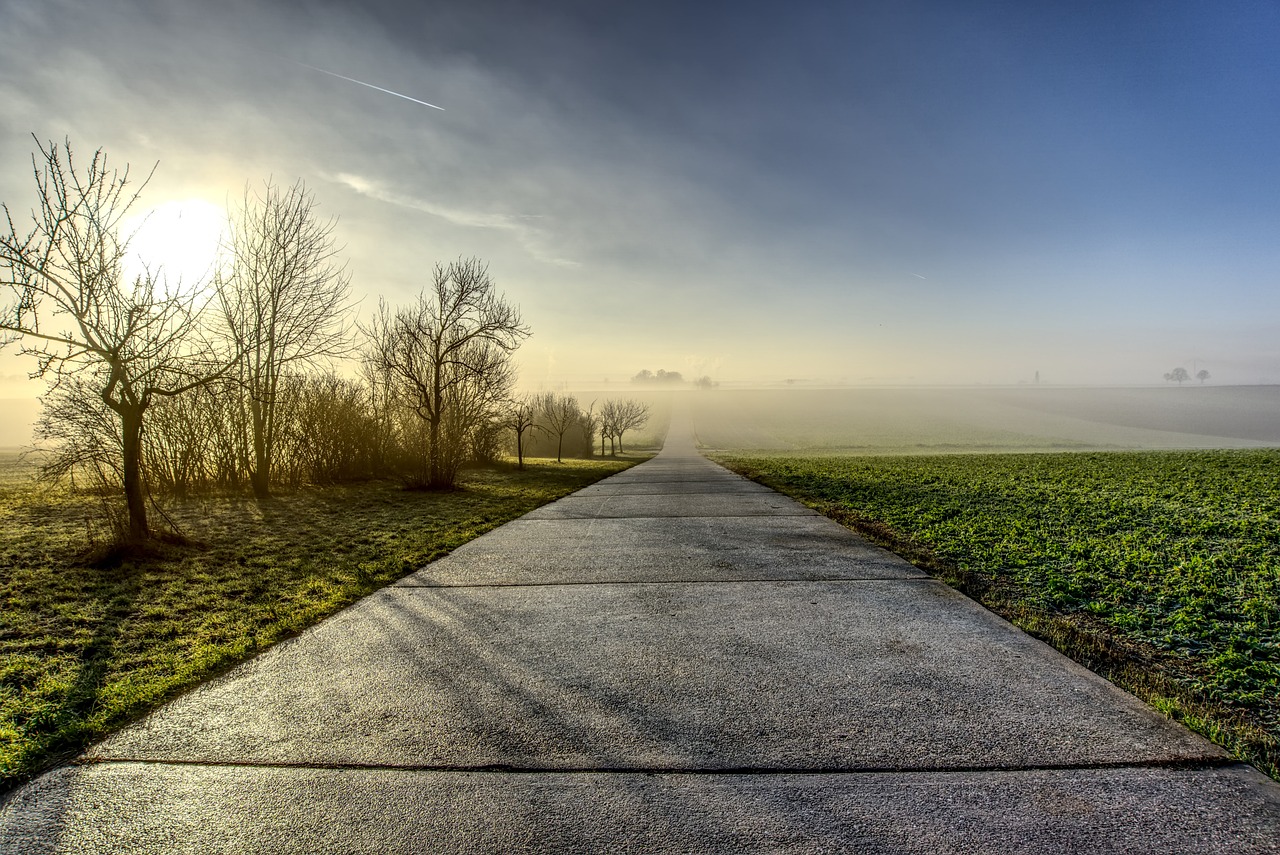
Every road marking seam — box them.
[74,757,1241,777]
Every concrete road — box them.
[3,413,1278,852]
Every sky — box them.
[2,0,1279,421]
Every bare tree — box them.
[505,393,541,469]
[217,179,353,499]
[599,399,621,456]
[538,392,580,463]
[0,139,226,542]
[365,257,528,488]
[33,374,124,490]
[601,398,650,454]
[439,339,516,477]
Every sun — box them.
[121,199,229,292]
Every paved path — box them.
[3,413,1279,852]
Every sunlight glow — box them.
[122,199,229,292]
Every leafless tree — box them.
[600,398,650,454]
[365,257,528,488]
[505,393,541,469]
[217,179,354,499]
[538,392,580,463]
[438,339,516,477]
[618,399,651,452]
[599,399,621,456]
[33,374,124,490]
[0,139,227,542]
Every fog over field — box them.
[689,385,1280,455]
[6,384,1280,454]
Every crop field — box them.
[711,427,1280,777]
[0,453,639,790]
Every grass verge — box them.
[0,455,641,791]
[715,449,1280,781]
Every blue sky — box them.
[1,0,1279,402]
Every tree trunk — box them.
[428,364,448,487]
[120,405,149,542]
[249,397,271,500]
[516,428,525,470]
[428,414,445,487]
[556,432,564,463]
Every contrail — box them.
[911,273,927,280]
[299,62,445,111]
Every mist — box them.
[686,385,1280,455]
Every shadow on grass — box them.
[0,459,644,796]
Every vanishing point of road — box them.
[2,411,1278,852]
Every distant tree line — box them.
[0,138,649,545]
[632,368,683,384]
[1163,367,1210,384]
[632,368,717,389]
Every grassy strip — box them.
[715,450,1280,781]
[0,456,640,790]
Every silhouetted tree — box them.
[217,179,354,499]
[599,398,650,454]
[1196,369,1210,384]
[538,392,580,463]
[1165,367,1190,384]
[505,393,541,470]
[599,399,622,455]
[365,257,527,488]
[613,399,650,453]
[0,139,228,542]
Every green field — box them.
[715,449,1280,778]
[0,454,640,790]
